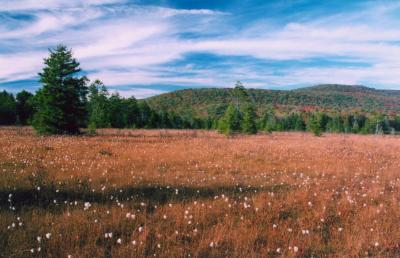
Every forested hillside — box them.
[146,84,400,116]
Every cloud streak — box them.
[1,0,400,98]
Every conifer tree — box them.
[33,45,88,134]
[242,104,257,134]
[0,91,17,125]
[218,104,242,135]
[88,80,111,129]
[308,113,322,136]
[16,90,34,125]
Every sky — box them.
[1,0,400,98]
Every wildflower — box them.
[210,242,215,247]
[132,240,137,245]
[374,242,379,247]
[45,233,51,239]
[84,202,91,210]
[138,227,143,232]
[37,236,41,242]
[293,246,299,252]
[117,238,122,244]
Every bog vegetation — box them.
[1,45,400,136]
[1,128,400,257]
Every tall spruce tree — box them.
[88,80,111,129]
[218,104,242,135]
[16,90,34,125]
[0,91,17,125]
[33,45,88,134]
[242,104,257,134]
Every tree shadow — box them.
[0,183,291,211]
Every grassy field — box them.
[1,127,400,257]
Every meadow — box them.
[1,127,400,257]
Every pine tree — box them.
[33,45,88,134]
[16,90,34,125]
[308,113,322,136]
[0,91,17,125]
[218,104,242,135]
[88,80,111,129]
[261,109,277,133]
[242,104,257,134]
[232,81,249,110]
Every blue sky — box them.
[1,0,400,98]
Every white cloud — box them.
[0,0,126,11]
[113,88,167,99]
[2,0,400,92]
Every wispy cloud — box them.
[1,0,400,98]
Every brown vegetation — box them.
[1,127,400,257]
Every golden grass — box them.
[1,127,400,257]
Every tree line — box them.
[1,45,400,136]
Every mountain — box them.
[145,84,400,117]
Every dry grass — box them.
[1,127,400,257]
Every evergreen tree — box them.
[88,80,111,128]
[326,114,342,133]
[137,101,152,128]
[232,81,249,110]
[108,93,125,128]
[33,45,88,134]
[242,104,257,134]
[122,97,139,128]
[218,104,242,135]
[0,91,16,125]
[261,109,277,132]
[308,113,322,136]
[16,90,34,125]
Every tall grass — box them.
[1,127,400,257]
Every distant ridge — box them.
[145,84,400,116]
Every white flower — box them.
[209,242,215,247]
[132,240,137,245]
[37,236,41,242]
[117,238,122,244]
[294,246,299,252]
[45,233,51,239]
[84,202,91,210]
[138,227,143,232]
[374,242,379,247]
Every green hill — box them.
[146,84,400,117]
